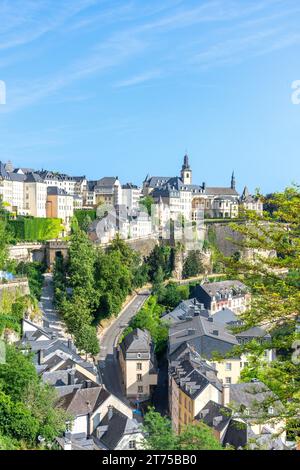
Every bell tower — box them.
[181,154,192,185]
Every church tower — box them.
[181,154,192,185]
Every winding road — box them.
[98,291,150,401]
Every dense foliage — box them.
[145,245,175,281]
[221,186,300,438]
[182,250,205,278]
[15,261,46,300]
[121,296,169,355]
[73,209,97,232]
[0,345,67,449]
[142,408,222,450]
[53,231,150,355]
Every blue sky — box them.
[0,0,300,193]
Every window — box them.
[225,377,232,384]
[138,386,143,394]
[137,374,142,382]
[225,363,232,371]
[137,363,142,370]
[129,440,136,449]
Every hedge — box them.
[8,218,62,241]
[74,209,97,230]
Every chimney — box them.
[108,405,114,420]
[68,369,75,385]
[39,349,44,364]
[223,384,231,406]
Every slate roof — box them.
[96,177,117,187]
[199,280,248,298]
[121,328,151,353]
[228,382,282,415]
[169,351,223,398]
[57,386,110,416]
[25,172,44,183]
[9,172,26,182]
[196,400,232,432]
[169,315,239,360]
[162,298,209,324]
[205,187,239,197]
[211,308,239,325]
[95,408,142,450]
[222,419,247,449]
[47,186,70,196]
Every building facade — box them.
[119,328,157,401]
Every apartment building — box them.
[168,346,223,434]
[46,186,74,228]
[168,307,273,386]
[122,183,142,211]
[192,280,251,314]
[24,173,47,217]
[119,328,157,401]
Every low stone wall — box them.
[0,278,30,301]
[8,243,46,264]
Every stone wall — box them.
[205,221,244,257]
[123,237,159,258]
[0,279,30,302]
[8,243,46,264]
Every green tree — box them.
[182,250,205,279]
[221,186,300,436]
[158,282,182,309]
[152,266,164,296]
[142,409,223,450]
[122,296,168,355]
[23,381,68,442]
[0,345,67,447]
[0,208,9,270]
[61,293,92,336]
[177,422,223,450]
[0,345,38,402]
[0,391,39,444]
[146,245,174,281]
[139,195,154,216]
[68,229,97,307]
[95,248,133,318]
[75,324,100,356]
[142,408,176,450]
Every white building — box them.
[122,183,142,211]
[24,173,47,217]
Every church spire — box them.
[231,171,236,190]
[182,153,190,170]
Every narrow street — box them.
[98,291,150,401]
[39,273,67,339]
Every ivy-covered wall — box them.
[8,218,62,241]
